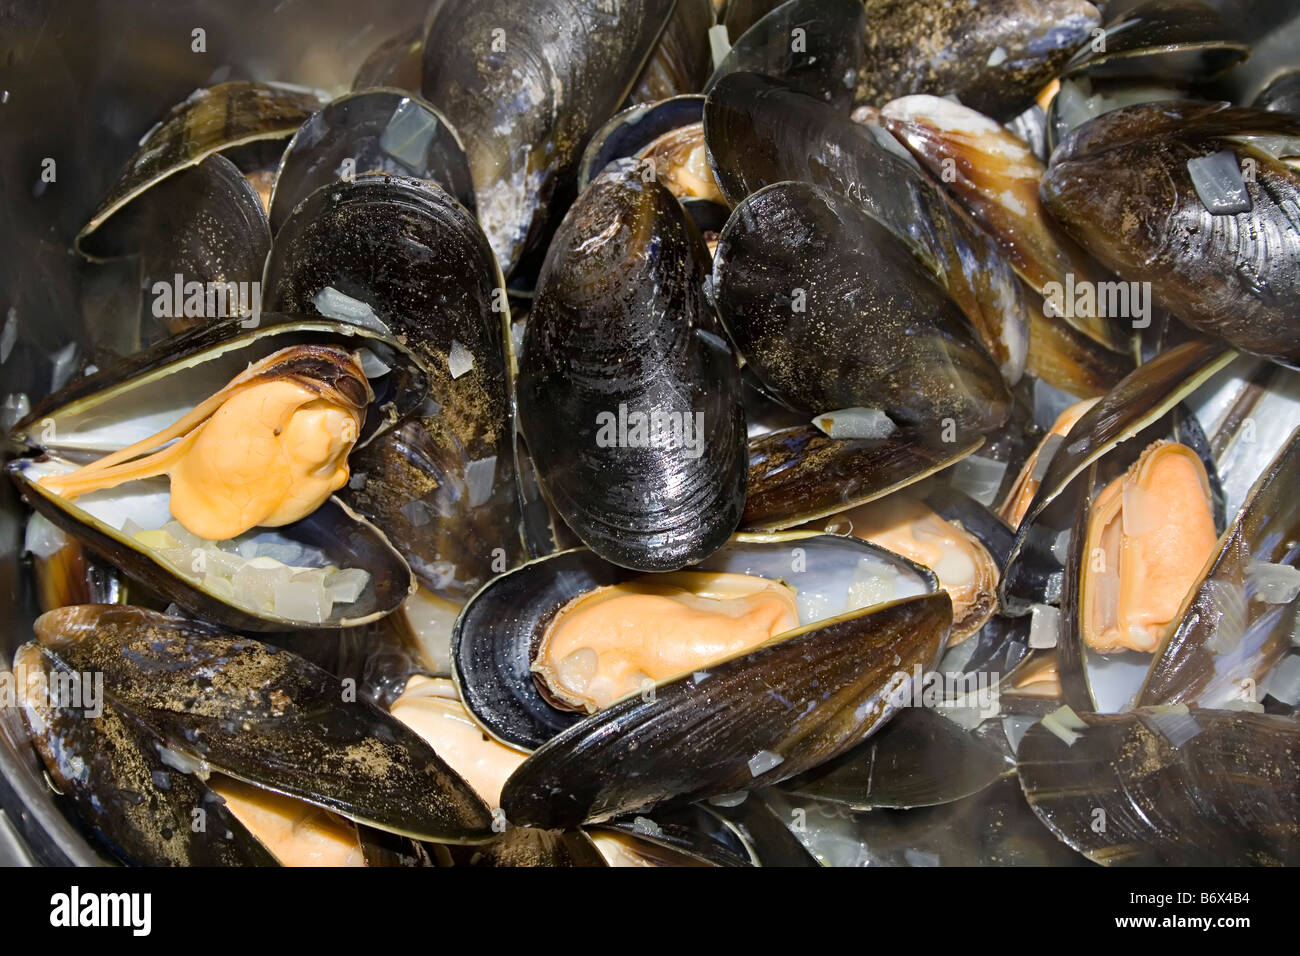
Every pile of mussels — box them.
[5,0,1300,866]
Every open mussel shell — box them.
[268,89,475,234]
[1051,411,1226,713]
[1018,708,1300,865]
[419,0,675,274]
[499,591,952,828]
[743,426,982,532]
[518,163,744,571]
[705,0,866,110]
[33,605,496,844]
[11,313,429,455]
[879,95,1129,356]
[1137,429,1300,709]
[855,0,1102,122]
[1042,102,1300,369]
[780,706,1013,811]
[1060,0,1249,83]
[76,81,323,258]
[704,73,1028,383]
[628,0,714,104]
[8,315,425,631]
[11,467,411,633]
[712,180,1012,436]
[579,96,708,190]
[999,339,1234,615]
[12,641,278,866]
[453,533,939,752]
[264,173,523,601]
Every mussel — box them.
[705,0,867,110]
[856,0,1102,122]
[518,162,745,571]
[1042,102,1300,369]
[265,174,523,601]
[15,605,496,864]
[711,180,1012,437]
[1018,708,1300,865]
[1137,430,1300,709]
[268,89,476,234]
[8,315,425,630]
[704,73,1030,385]
[501,589,951,827]
[76,81,323,257]
[453,533,940,751]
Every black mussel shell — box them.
[1043,102,1300,369]
[32,605,495,844]
[13,641,278,866]
[713,181,1011,436]
[420,0,676,274]
[518,163,745,572]
[77,81,322,257]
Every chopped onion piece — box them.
[464,456,497,508]
[949,454,1007,508]
[747,749,784,777]
[312,286,391,335]
[447,339,474,378]
[379,97,439,170]
[274,580,331,625]
[1002,715,1037,755]
[1029,603,1059,649]
[1187,149,1252,215]
[354,347,390,379]
[23,512,68,560]
[812,407,896,440]
[708,23,731,69]
[1041,705,1086,746]
[326,568,370,604]
[1142,703,1201,748]
[1203,578,1247,654]
[1246,561,1300,605]
[1264,654,1300,706]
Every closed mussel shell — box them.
[32,605,495,844]
[518,162,745,572]
[712,181,1011,436]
